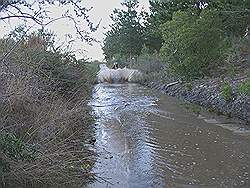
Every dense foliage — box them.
[0,28,96,187]
[160,10,227,79]
[102,0,147,61]
[103,0,249,80]
[0,1,102,185]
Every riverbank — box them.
[141,74,249,123]
[0,36,97,187]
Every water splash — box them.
[97,64,142,83]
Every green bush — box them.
[185,82,193,91]
[132,53,164,74]
[238,80,250,96]
[160,10,229,80]
[0,132,36,162]
[220,82,233,101]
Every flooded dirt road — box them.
[88,83,250,188]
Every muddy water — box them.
[88,83,250,188]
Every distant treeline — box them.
[103,0,249,80]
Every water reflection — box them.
[88,83,249,188]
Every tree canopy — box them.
[103,0,249,80]
[102,0,147,61]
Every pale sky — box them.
[0,0,149,61]
[76,0,149,61]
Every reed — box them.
[0,37,96,188]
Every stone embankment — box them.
[143,76,249,123]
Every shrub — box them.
[132,53,164,74]
[185,82,193,91]
[238,80,250,96]
[0,31,96,187]
[160,10,228,80]
[220,82,233,101]
[0,132,36,162]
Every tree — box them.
[160,10,227,80]
[145,0,249,53]
[0,0,100,43]
[144,0,203,53]
[102,0,146,61]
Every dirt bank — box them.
[142,75,249,123]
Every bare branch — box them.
[0,14,42,24]
[0,0,101,43]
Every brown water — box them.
[88,83,250,188]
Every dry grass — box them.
[0,37,97,188]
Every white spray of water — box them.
[97,64,142,83]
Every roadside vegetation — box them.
[0,1,99,187]
[103,0,249,83]
[220,81,233,101]
[0,28,97,188]
[238,79,250,96]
